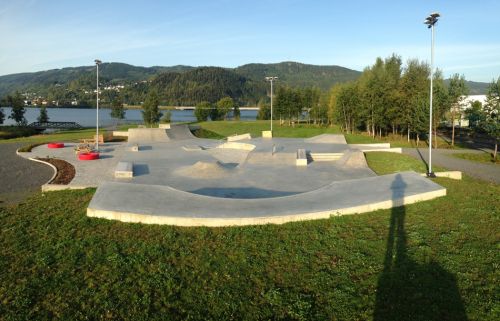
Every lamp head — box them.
[94,59,102,65]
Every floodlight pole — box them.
[265,76,278,132]
[95,59,102,151]
[425,13,439,177]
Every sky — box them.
[0,0,499,82]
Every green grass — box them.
[0,153,498,320]
[452,152,500,165]
[199,121,341,138]
[365,152,446,175]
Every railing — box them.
[28,121,82,129]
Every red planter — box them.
[78,152,100,160]
[47,142,65,148]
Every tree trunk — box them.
[407,127,410,142]
[451,106,456,146]
[494,141,498,161]
[416,134,419,147]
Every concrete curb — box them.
[420,171,462,180]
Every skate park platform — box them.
[84,125,446,226]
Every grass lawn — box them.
[0,151,498,320]
[452,152,500,165]
[365,152,447,175]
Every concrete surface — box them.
[87,171,446,226]
[18,125,447,226]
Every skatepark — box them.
[20,125,446,226]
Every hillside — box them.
[0,62,360,105]
[235,61,361,90]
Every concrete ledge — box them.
[115,161,134,178]
[227,133,252,142]
[42,184,92,192]
[159,123,171,129]
[296,149,308,166]
[262,130,273,138]
[363,148,402,153]
[420,171,462,180]
[86,171,446,227]
[217,142,256,151]
[310,153,344,161]
[113,131,129,137]
[350,143,391,149]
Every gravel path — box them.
[0,143,53,206]
[403,148,500,184]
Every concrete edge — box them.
[362,148,402,153]
[420,171,462,180]
[350,143,391,148]
[86,188,447,227]
[42,185,94,192]
[112,131,129,137]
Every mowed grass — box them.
[0,152,498,320]
[452,152,500,165]
[365,152,446,175]
[199,121,342,138]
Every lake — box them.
[0,107,258,127]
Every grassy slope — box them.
[452,152,500,165]
[0,149,498,320]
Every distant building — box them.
[449,95,488,127]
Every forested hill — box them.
[0,62,362,105]
[235,62,361,90]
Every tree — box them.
[160,111,172,123]
[9,91,27,126]
[465,101,484,130]
[110,97,125,120]
[141,90,161,127]
[37,106,49,123]
[257,99,270,120]
[448,74,469,146]
[432,70,449,147]
[194,101,211,122]
[0,107,4,124]
[216,97,234,120]
[233,104,241,120]
[482,77,500,160]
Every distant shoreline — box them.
[2,105,259,110]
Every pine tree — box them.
[482,77,500,160]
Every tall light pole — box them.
[95,59,102,151]
[265,76,278,132]
[424,12,439,177]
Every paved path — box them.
[403,148,500,184]
[0,143,53,206]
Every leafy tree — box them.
[257,99,270,120]
[432,70,449,147]
[160,111,172,123]
[110,97,125,120]
[194,101,211,122]
[465,101,484,130]
[482,77,500,160]
[448,74,469,146]
[141,90,161,127]
[216,97,234,120]
[9,91,27,126]
[0,107,4,124]
[233,105,241,120]
[37,106,49,123]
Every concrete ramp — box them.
[306,134,347,144]
[128,128,170,143]
[166,125,195,140]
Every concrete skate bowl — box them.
[87,171,447,226]
[127,125,194,143]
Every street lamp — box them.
[265,76,278,132]
[424,12,440,177]
[94,59,102,151]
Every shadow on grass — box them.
[374,174,468,321]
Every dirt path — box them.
[0,143,53,206]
